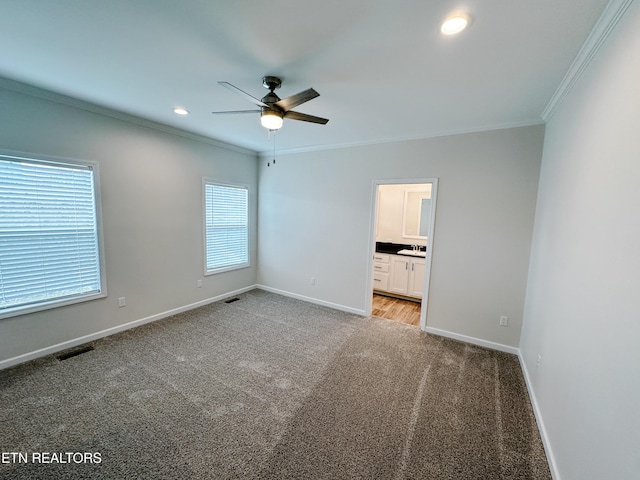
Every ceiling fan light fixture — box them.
[260,110,283,130]
[440,14,471,35]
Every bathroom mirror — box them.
[402,189,431,240]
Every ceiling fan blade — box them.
[284,110,329,125]
[275,88,319,111]
[211,109,261,115]
[218,81,267,107]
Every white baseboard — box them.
[424,326,520,355]
[0,285,257,371]
[255,284,367,316]
[518,351,561,480]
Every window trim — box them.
[0,150,107,320]
[202,179,250,276]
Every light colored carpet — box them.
[0,289,551,479]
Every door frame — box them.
[365,178,438,330]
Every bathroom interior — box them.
[371,182,433,327]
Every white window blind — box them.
[204,182,249,274]
[0,155,104,317]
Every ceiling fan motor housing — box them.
[261,106,283,119]
[261,91,281,106]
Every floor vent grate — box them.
[57,345,95,361]
[224,297,240,304]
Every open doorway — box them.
[367,179,438,330]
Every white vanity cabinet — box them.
[372,253,390,292]
[393,255,425,299]
[373,253,425,299]
[389,256,410,294]
[408,258,425,298]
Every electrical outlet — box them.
[536,354,542,368]
[499,315,509,327]
[197,279,203,288]
[118,297,126,307]
[310,277,316,285]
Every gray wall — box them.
[257,125,544,348]
[0,81,543,363]
[520,1,640,479]
[0,82,258,365]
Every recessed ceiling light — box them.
[441,14,471,35]
[173,107,189,115]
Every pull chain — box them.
[267,129,277,167]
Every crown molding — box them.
[0,76,257,156]
[257,119,544,158]
[542,0,635,121]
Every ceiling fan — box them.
[212,76,329,131]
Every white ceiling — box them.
[0,0,610,154]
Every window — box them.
[0,153,106,319]
[204,181,249,274]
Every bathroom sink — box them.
[397,249,426,257]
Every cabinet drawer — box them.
[372,272,389,291]
[373,253,389,263]
[373,262,389,273]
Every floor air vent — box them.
[224,297,240,304]
[57,345,95,361]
